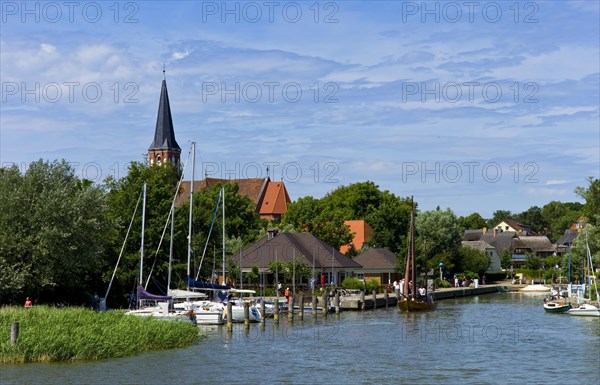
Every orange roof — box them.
[258,181,291,216]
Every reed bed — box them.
[0,306,200,363]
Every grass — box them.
[0,306,201,363]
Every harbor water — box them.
[2,293,599,385]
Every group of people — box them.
[392,279,413,297]
[277,283,291,303]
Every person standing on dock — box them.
[24,297,32,307]
[285,287,290,303]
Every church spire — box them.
[148,75,181,166]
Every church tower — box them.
[148,76,181,167]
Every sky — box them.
[1,0,599,217]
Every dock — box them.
[340,284,507,310]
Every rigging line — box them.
[195,188,222,280]
[104,186,144,302]
[144,146,193,288]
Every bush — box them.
[484,271,507,283]
[458,271,479,280]
[342,277,364,290]
[434,278,452,288]
[365,279,379,293]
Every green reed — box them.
[0,306,201,363]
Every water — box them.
[2,293,599,385]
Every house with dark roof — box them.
[352,248,400,285]
[239,231,362,287]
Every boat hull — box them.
[397,298,437,311]
[567,304,600,317]
[543,302,571,313]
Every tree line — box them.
[0,159,597,305]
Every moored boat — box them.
[520,284,551,293]
[543,301,571,313]
[567,303,600,317]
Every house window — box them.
[357,273,365,280]
[505,226,509,230]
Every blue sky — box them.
[1,1,599,217]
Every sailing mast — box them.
[138,182,147,309]
[186,142,195,290]
[403,197,414,298]
[222,186,226,286]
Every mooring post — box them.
[260,298,265,323]
[288,296,294,321]
[372,290,377,309]
[273,298,279,323]
[243,302,250,327]
[11,321,19,345]
[312,294,317,317]
[334,291,340,314]
[360,290,365,310]
[384,289,389,308]
[226,302,233,331]
[299,295,304,320]
[322,293,328,317]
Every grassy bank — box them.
[0,306,201,363]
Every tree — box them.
[0,160,110,304]
[541,201,584,242]
[415,208,462,271]
[501,249,512,270]
[487,210,512,228]
[575,177,600,225]
[366,191,412,255]
[457,247,490,275]
[457,212,487,232]
[514,206,548,235]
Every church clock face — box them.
[156,154,162,165]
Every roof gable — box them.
[259,181,291,215]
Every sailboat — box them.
[567,229,600,317]
[398,197,437,311]
[125,183,196,323]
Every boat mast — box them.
[410,197,417,296]
[139,182,147,309]
[403,197,413,298]
[222,186,226,285]
[187,141,195,290]
[167,205,174,293]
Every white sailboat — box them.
[568,229,600,317]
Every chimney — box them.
[493,228,497,237]
[267,228,278,240]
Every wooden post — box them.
[312,294,317,317]
[11,322,19,345]
[334,291,340,314]
[226,302,233,331]
[243,302,250,327]
[384,289,389,308]
[321,293,328,316]
[260,298,265,323]
[360,291,365,310]
[288,296,294,320]
[299,295,304,320]
[372,290,377,309]
[273,298,279,323]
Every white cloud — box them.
[545,179,568,186]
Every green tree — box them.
[514,206,548,234]
[541,201,584,242]
[501,249,513,270]
[457,212,488,232]
[0,160,110,304]
[487,210,512,228]
[575,177,600,225]
[415,208,462,271]
[457,247,490,275]
[366,192,412,255]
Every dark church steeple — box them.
[148,75,181,167]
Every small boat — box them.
[398,297,437,311]
[567,303,600,317]
[543,301,571,313]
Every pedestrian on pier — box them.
[24,297,32,307]
[285,287,290,303]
